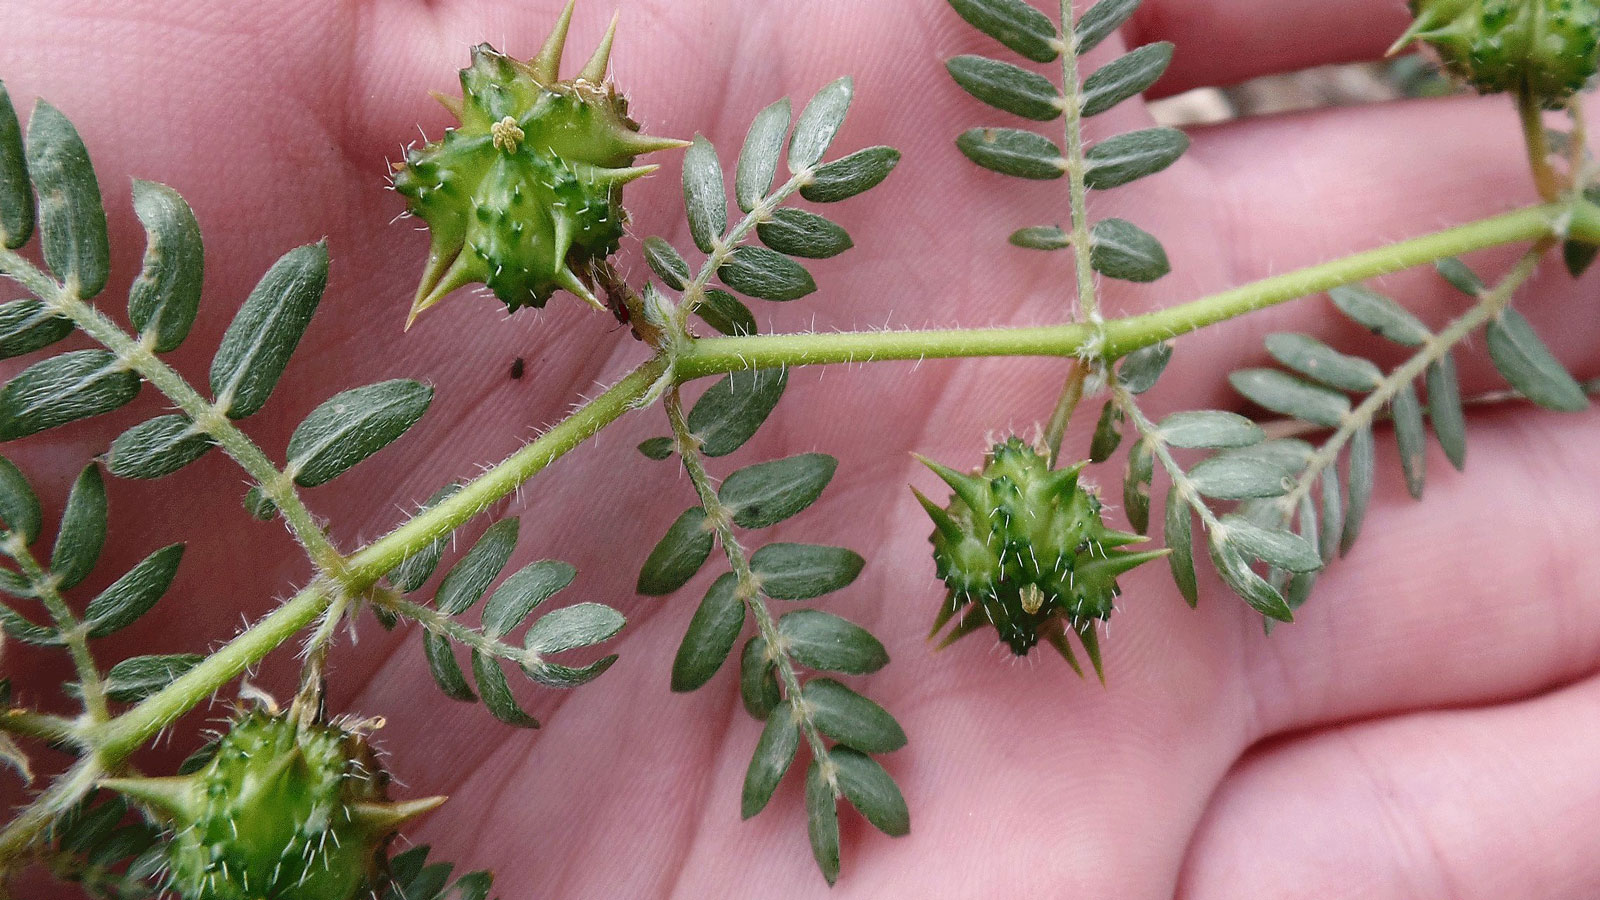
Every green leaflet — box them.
[127,180,204,352]
[800,146,900,203]
[0,298,71,360]
[636,507,714,596]
[1076,0,1142,55]
[643,236,690,290]
[719,453,837,528]
[1089,218,1169,282]
[50,464,106,591]
[0,349,140,440]
[84,544,184,638]
[1083,128,1188,189]
[756,209,853,259]
[671,573,745,692]
[1080,42,1173,117]
[718,246,816,301]
[802,679,906,753]
[948,0,1061,63]
[740,636,782,719]
[285,379,433,487]
[956,127,1064,180]
[946,55,1062,121]
[481,560,575,640]
[749,543,864,600]
[831,747,910,837]
[789,77,853,173]
[686,367,787,457]
[683,135,727,253]
[25,102,109,298]
[0,453,41,542]
[435,517,518,615]
[0,81,34,249]
[209,242,327,419]
[697,289,758,336]
[107,415,215,479]
[1485,308,1587,412]
[736,98,791,212]
[777,609,888,674]
[742,704,800,819]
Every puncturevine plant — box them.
[2,0,1600,895]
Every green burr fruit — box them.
[392,1,687,326]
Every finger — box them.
[1128,0,1413,96]
[1180,673,1600,900]
[1231,402,1600,739]
[1112,90,1600,425]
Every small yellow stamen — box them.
[491,116,525,153]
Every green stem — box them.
[0,757,102,869]
[103,358,667,760]
[378,594,523,663]
[678,202,1589,375]
[1521,89,1561,200]
[1058,0,1098,323]
[3,534,107,724]
[0,248,345,577]
[662,389,834,778]
[97,579,335,759]
[343,358,665,582]
[1042,360,1087,466]
[0,708,81,746]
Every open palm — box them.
[6,0,1600,897]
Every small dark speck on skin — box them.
[510,357,525,380]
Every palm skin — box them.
[6,0,1600,897]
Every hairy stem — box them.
[0,249,344,577]
[376,594,523,663]
[1042,359,1088,466]
[1112,385,1222,534]
[3,534,107,724]
[675,201,1594,376]
[0,757,102,869]
[97,579,335,759]
[1521,89,1561,200]
[343,358,666,582]
[1058,1,1098,323]
[0,708,80,746]
[662,389,834,775]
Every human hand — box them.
[4,0,1600,896]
